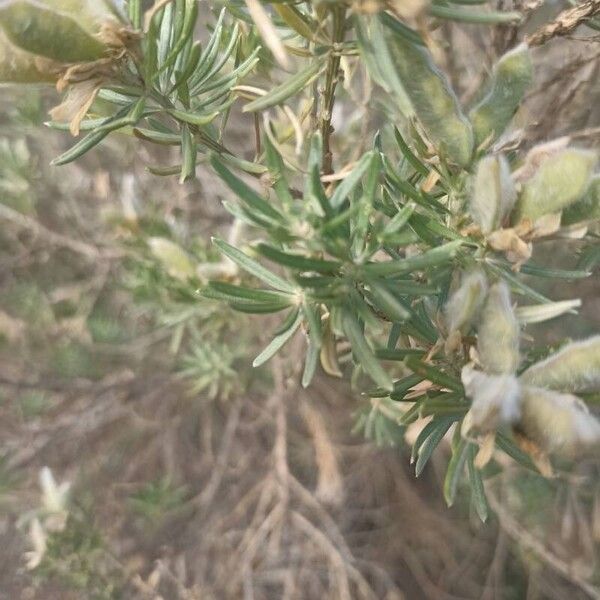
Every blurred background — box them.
[0,2,600,598]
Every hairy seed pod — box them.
[148,237,196,281]
[0,28,56,83]
[469,43,532,149]
[477,281,520,374]
[518,386,600,458]
[512,147,598,223]
[461,365,521,435]
[0,0,109,63]
[469,154,516,233]
[520,336,600,394]
[562,175,600,225]
[445,268,488,334]
[389,35,473,167]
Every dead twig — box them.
[526,0,600,46]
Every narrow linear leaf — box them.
[516,299,581,324]
[404,356,463,392]
[444,437,469,506]
[342,309,394,391]
[467,445,489,522]
[253,308,303,367]
[243,60,324,112]
[362,240,464,277]
[415,417,455,476]
[257,244,342,274]
[212,238,295,293]
[330,151,378,210]
[211,155,284,223]
[180,123,196,183]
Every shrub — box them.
[1,0,599,522]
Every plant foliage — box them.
[1,0,600,521]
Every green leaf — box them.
[51,129,109,166]
[302,338,319,388]
[253,308,303,367]
[330,151,379,210]
[355,16,414,117]
[212,238,295,293]
[273,3,316,41]
[179,123,196,183]
[381,202,416,237]
[128,0,142,29]
[367,281,411,322]
[187,9,225,89]
[578,243,600,272]
[203,281,292,304]
[306,133,332,217]
[491,258,591,280]
[302,303,322,388]
[243,60,324,112]
[211,155,284,224]
[134,127,181,145]
[484,261,552,304]
[516,299,581,324]
[168,107,220,126]
[386,373,424,400]
[361,240,464,277]
[393,126,429,177]
[404,356,463,392]
[257,244,342,274]
[495,432,537,472]
[302,303,323,347]
[342,309,394,391]
[157,0,198,77]
[375,348,425,361]
[415,417,455,476]
[263,130,294,207]
[467,445,488,522]
[444,436,469,506]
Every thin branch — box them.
[526,0,600,46]
[320,7,346,175]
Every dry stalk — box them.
[526,0,600,46]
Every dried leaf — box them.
[49,79,101,136]
[244,0,289,69]
[487,227,532,265]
